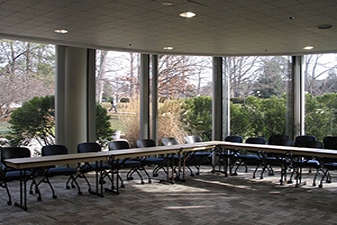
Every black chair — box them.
[74,142,110,194]
[162,137,179,146]
[185,135,203,143]
[318,136,337,188]
[290,140,322,187]
[267,136,294,184]
[161,137,195,177]
[212,135,243,176]
[0,147,36,205]
[136,139,166,177]
[323,136,337,149]
[108,141,147,187]
[184,135,212,175]
[233,137,265,178]
[35,145,81,200]
[294,135,317,147]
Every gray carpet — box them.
[1,166,337,225]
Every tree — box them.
[7,96,55,147]
[181,96,212,141]
[224,56,260,98]
[304,54,337,96]
[7,96,114,150]
[253,56,290,98]
[0,39,55,119]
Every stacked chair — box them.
[233,137,266,178]
[34,145,81,200]
[212,135,243,176]
[136,139,166,178]
[108,140,146,189]
[291,137,322,187]
[161,137,194,178]
[74,142,111,194]
[319,136,337,188]
[1,147,37,205]
[266,135,293,184]
[184,135,212,175]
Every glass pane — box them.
[0,39,55,154]
[303,54,337,140]
[96,50,140,146]
[223,56,292,141]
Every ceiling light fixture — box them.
[162,2,173,6]
[303,46,314,50]
[317,24,333,30]
[163,46,174,50]
[54,29,68,34]
[179,12,196,18]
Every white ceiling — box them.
[0,0,337,56]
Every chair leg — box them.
[29,178,42,201]
[73,172,92,193]
[252,164,260,178]
[1,181,12,205]
[152,164,166,177]
[139,166,152,183]
[67,175,82,195]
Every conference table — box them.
[5,141,337,211]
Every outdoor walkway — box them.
[1,166,337,225]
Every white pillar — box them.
[140,54,150,139]
[55,46,96,153]
[212,57,223,141]
[292,55,304,138]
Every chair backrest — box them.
[162,137,179,146]
[269,138,293,146]
[77,142,101,153]
[184,135,203,144]
[268,134,290,145]
[136,139,156,148]
[1,147,31,164]
[109,140,130,150]
[245,137,266,145]
[294,135,317,147]
[295,140,323,149]
[42,145,69,156]
[323,136,337,149]
[225,135,243,143]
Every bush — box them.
[7,96,113,148]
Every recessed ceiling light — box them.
[179,12,196,18]
[163,46,174,50]
[317,24,333,30]
[162,2,173,6]
[303,46,314,50]
[54,29,68,34]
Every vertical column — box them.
[151,55,158,143]
[140,54,150,139]
[87,49,97,142]
[55,46,66,145]
[292,55,304,137]
[222,57,230,138]
[55,46,94,153]
[212,57,223,141]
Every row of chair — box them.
[221,135,337,188]
[0,136,203,206]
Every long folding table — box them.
[5,141,337,211]
[4,145,183,210]
[213,141,337,186]
[5,152,110,211]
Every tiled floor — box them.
[1,166,337,225]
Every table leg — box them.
[14,169,28,211]
[89,161,104,197]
